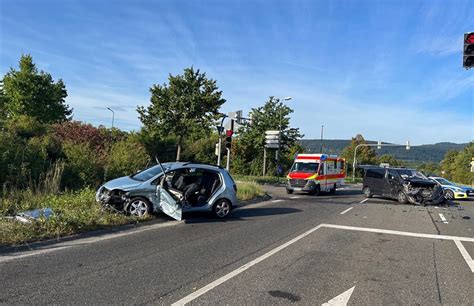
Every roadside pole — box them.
[216,114,227,166]
[263,147,267,176]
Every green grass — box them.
[0,182,266,246]
[233,175,282,185]
[236,181,266,201]
[0,189,143,246]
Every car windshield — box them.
[396,169,427,180]
[436,178,455,186]
[130,165,165,181]
[291,162,319,173]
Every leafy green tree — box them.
[105,134,149,180]
[1,54,71,123]
[137,67,225,161]
[232,97,303,175]
[440,150,459,180]
[378,154,404,167]
[452,142,474,184]
[341,134,378,177]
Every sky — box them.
[1,0,473,145]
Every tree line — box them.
[0,54,471,195]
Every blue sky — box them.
[1,0,473,144]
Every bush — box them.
[105,135,149,180]
[62,141,103,189]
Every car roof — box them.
[168,162,224,172]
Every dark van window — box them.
[366,169,384,179]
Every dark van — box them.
[361,166,445,206]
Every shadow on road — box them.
[184,207,301,224]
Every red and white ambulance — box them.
[286,154,345,195]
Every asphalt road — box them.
[1,185,473,305]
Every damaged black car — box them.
[361,166,445,206]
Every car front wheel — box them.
[128,197,152,217]
[444,190,454,200]
[213,199,232,218]
[363,187,372,198]
[397,191,408,204]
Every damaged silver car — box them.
[361,166,445,206]
[96,162,238,220]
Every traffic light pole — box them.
[352,142,411,181]
[217,114,227,167]
[226,119,234,171]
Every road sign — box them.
[265,139,279,144]
[265,144,279,149]
[265,130,279,135]
[265,135,279,140]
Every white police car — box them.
[429,176,474,200]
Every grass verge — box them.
[1,182,265,246]
[236,181,266,201]
[233,175,282,185]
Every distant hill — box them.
[299,139,468,163]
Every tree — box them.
[1,54,71,123]
[440,150,459,180]
[137,67,225,161]
[378,154,404,167]
[341,134,378,177]
[232,97,303,175]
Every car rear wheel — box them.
[286,189,293,194]
[397,191,408,204]
[128,197,152,217]
[444,190,454,200]
[213,199,232,218]
[363,187,372,198]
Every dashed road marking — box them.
[439,213,448,224]
[290,196,300,199]
[359,198,369,204]
[340,207,353,215]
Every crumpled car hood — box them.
[404,178,436,188]
[102,176,143,190]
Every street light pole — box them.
[107,107,115,129]
[277,96,292,167]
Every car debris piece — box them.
[463,216,471,220]
[10,208,55,223]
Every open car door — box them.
[156,185,182,221]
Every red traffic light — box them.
[226,129,233,137]
[466,33,474,44]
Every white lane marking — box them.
[439,213,448,224]
[359,199,368,204]
[340,207,353,215]
[322,286,355,306]
[0,221,183,263]
[271,199,284,203]
[454,240,474,273]
[320,224,474,242]
[290,196,300,199]
[171,224,325,306]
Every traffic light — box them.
[463,32,474,69]
[225,129,233,149]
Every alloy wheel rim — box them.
[130,200,147,216]
[216,202,230,217]
[445,191,454,200]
